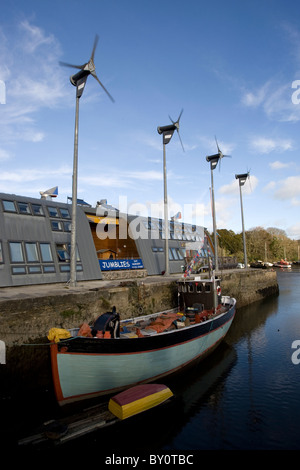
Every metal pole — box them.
[70,93,79,287]
[210,164,219,271]
[239,182,248,269]
[163,143,169,275]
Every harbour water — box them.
[2,268,300,454]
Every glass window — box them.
[63,221,72,232]
[171,248,179,260]
[25,243,39,262]
[9,242,24,262]
[43,265,56,273]
[51,220,63,231]
[31,204,44,216]
[47,206,59,217]
[60,264,70,272]
[28,266,42,273]
[12,266,26,274]
[3,200,16,212]
[0,242,3,263]
[56,244,70,262]
[40,243,53,262]
[17,202,31,214]
[60,208,70,219]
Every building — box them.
[0,192,214,287]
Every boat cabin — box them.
[177,277,222,311]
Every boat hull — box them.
[51,300,236,406]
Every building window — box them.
[63,221,72,232]
[9,242,24,263]
[60,208,70,219]
[2,200,16,212]
[40,243,53,262]
[17,202,31,215]
[47,206,59,217]
[56,243,70,262]
[12,266,26,274]
[0,242,3,263]
[31,204,44,216]
[25,243,39,262]
[43,265,56,273]
[28,266,42,274]
[51,220,63,231]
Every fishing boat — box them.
[49,275,236,406]
[273,259,291,268]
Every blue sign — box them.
[99,258,144,271]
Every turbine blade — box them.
[91,72,115,102]
[177,108,183,122]
[215,135,220,153]
[177,129,185,152]
[91,34,99,61]
[59,61,85,70]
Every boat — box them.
[273,259,291,268]
[49,275,236,406]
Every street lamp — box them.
[206,155,220,271]
[206,138,231,272]
[235,172,249,269]
[157,110,184,275]
[60,35,114,287]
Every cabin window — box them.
[17,202,31,215]
[40,243,53,262]
[25,243,39,262]
[9,242,24,263]
[31,204,44,216]
[196,283,202,293]
[205,284,211,293]
[2,200,16,212]
[188,284,194,293]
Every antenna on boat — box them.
[59,35,114,287]
[157,109,184,275]
[235,172,250,270]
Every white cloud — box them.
[241,82,270,108]
[274,176,300,200]
[0,148,10,161]
[220,175,258,195]
[269,160,292,170]
[250,137,293,154]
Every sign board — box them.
[99,258,144,271]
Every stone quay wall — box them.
[0,269,278,347]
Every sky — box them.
[1,0,300,239]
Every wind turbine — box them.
[206,137,231,271]
[235,171,250,269]
[60,35,114,287]
[157,110,184,275]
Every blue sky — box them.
[1,0,300,239]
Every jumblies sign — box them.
[99,258,144,271]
